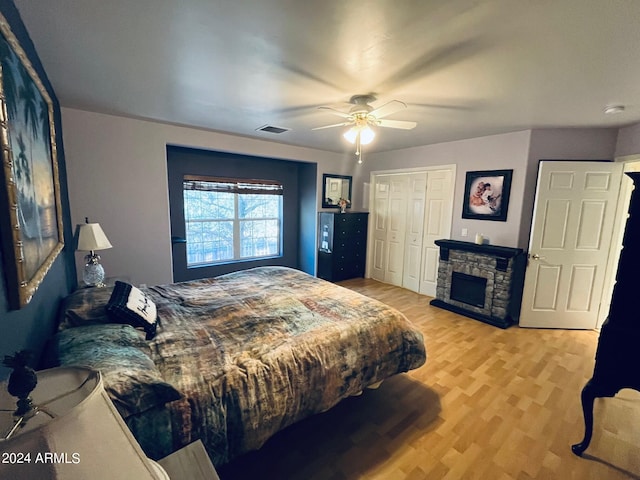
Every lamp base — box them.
[83,252,106,287]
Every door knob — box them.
[530,253,545,260]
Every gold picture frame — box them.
[0,14,64,309]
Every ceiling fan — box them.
[313,94,417,163]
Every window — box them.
[183,176,283,267]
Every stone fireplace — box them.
[430,239,526,328]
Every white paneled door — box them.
[402,173,427,292]
[369,173,410,286]
[384,175,409,286]
[370,176,390,282]
[520,161,623,329]
[419,169,454,297]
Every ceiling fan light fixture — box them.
[343,125,375,145]
[360,126,375,145]
[316,95,414,164]
[343,127,358,144]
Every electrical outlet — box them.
[461,228,468,237]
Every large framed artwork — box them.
[462,169,513,222]
[0,14,64,309]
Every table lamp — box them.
[75,217,112,287]
[0,363,168,479]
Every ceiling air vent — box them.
[257,125,290,134]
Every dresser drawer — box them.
[317,212,368,282]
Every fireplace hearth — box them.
[430,239,526,328]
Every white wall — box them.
[62,106,632,286]
[61,108,346,286]
[353,130,532,248]
[353,128,620,250]
[615,122,640,158]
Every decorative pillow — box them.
[57,286,115,331]
[42,324,182,419]
[106,281,158,340]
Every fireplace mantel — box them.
[435,239,523,260]
[431,239,526,328]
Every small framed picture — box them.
[462,169,513,221]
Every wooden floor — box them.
[217,279,640,480]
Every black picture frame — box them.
[0,14,64,309]
[462,169,513,221]
[322,173,352,209]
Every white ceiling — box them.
[13,0,640,155]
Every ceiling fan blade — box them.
[279,61,350,93]
[312,122,350,131]
[412,101,476,111]
[317,106,351,118]
[374,36,489,93]
[377,119,417,130]
[369,100,408,119]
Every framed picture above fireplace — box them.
[462,169,513,221]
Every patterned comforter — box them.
[52,266,426,466]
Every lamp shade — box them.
[75,223,112,252]
[0,368,168,480]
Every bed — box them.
[43,266,426,466]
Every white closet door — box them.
[367,166,454,295]
[384,175,409,286]
[370,176,390,282]
[402,173,427,292]
[420,169,455,297]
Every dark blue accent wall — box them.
[298,162,318,275]
[0,0,74,378]
[167,145,317,281]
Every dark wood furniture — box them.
[572,172,640,456]
[317,212,368,282]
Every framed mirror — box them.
[322,174,352,209]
